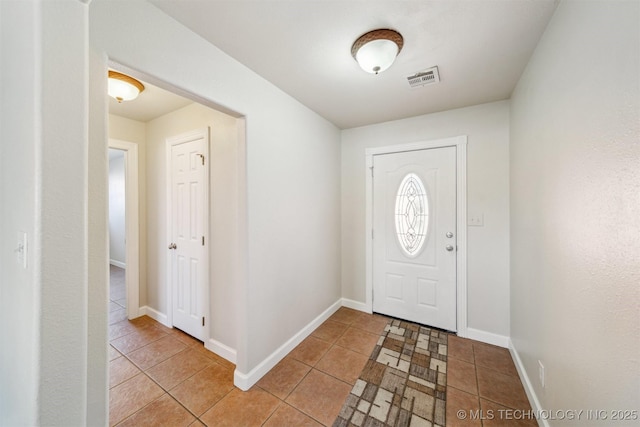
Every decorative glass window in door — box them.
[395,173,429,256]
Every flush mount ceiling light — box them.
[108,70,145,102]
[351,29,404,74]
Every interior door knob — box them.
[168,243,177,250]
[445,245,454,252]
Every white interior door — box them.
[373,146,457,331]
[168,129,209,341]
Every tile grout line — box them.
[113,334,234,426]
[317,317,376,426]
[279,323,355,426]
[255,314,382,426]
[473,343,484,427]
[110,310,387,427]
[115,313,531,427]
[446,337,537,427]
[471,341,532,425]
[252,385,283,427]
[255,365,337,427]
[112,347,199,425]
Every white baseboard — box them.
[341,298,371,313]
[139,305,171,327]
[466,327,510,348]
[509,339,547,427]
[206,338,237,365]
[110,259,126,269]
[233,299,342,391]
[340,300,508,350]
[139,306,237,366]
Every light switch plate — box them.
[468,213,484,227]
[538,360,545,388]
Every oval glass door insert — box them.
[395,173,429,256]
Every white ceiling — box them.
[115,0,558,129]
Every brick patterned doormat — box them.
[333,318,448,427]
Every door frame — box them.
[108,138,140,320]
[365,135,468,337]
[165,128,210,341]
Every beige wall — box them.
[145,103,240,353]
[510,0,639,419]
[1,2,43,423]
[109,114,146,143]
[1,1,103,424]
[91,1,342,384]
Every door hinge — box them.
[202,317,205,326]
[370,166,374,177]
[197,153,205,165]
[202,236,205,246]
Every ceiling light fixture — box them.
[351,29,404,75]
[108,70,145,103]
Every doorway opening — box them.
[108,140,140,322]
[105,61,245,365]
[108,148,127,324]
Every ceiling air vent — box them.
[407,66,440,89]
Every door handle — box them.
[445,245,454,252]
[168,243,177,250]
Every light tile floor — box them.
[108,268,533,426]
[108,309,388,426]
[109,265,128,325]
[445,336,536,427]
[109,310,533,426]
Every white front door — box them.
[373,146,457,331]
[168,129,209,341]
